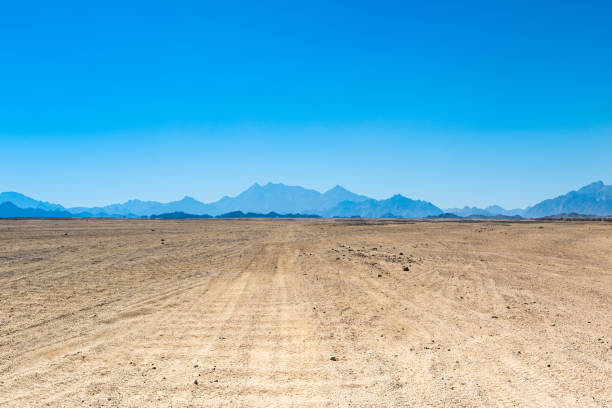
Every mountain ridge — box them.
[2,181,611,219]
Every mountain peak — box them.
[577,181,606,193]
[325,185,348,193]
[0,191,64,211]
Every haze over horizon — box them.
[2,2,611,208]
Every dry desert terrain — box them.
[0,219,611,407]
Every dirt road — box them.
[1,219,611,407]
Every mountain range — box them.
[1,181,611,219]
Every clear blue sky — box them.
[1,1,611,208]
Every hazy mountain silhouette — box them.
[0,202,73,218]
[70,196,213,217]
[63,183,369,216]
[149,211,213,219]
[524,181,612,217]
[444,206,495,217]
[324,194,442,218]
[0,192,64,211]
[215,211,320,219]
[444,205,526,217]
[205,183,369,215]
[2,181,611,218]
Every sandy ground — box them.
[0,219,611,407]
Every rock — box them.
[194,379,198,385]
[330,356,337,361]
[403,266,410,271]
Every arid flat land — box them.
[1,219,611,407]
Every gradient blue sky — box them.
[1,1,611,208]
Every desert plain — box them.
[0,219,611,407]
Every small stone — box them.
[194,379,198,385]
[330,356,337,361]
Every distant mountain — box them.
[427,213,462,219]
[70,196,214,217]
[464,214,524,220]
[0,202,73,218]
[324,194,442,218]
[444,205,525,217]
[215,211,321,219]
[205,183,369,215]
[0,192,64,211]
[62,183,370,216]
[525,181,612,218]
[444,206,494,217]
[150,211,213,219]
[3,180,610,219]
[484,205,526,217]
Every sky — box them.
[1,1,611,209]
